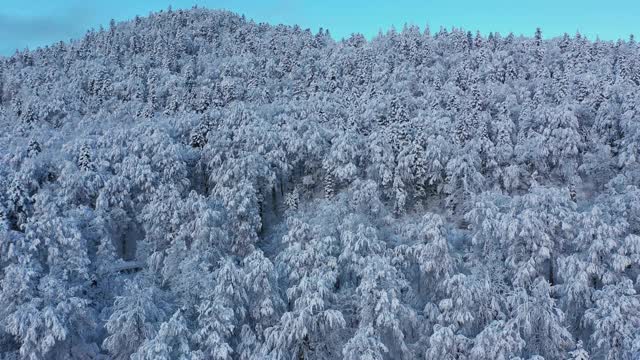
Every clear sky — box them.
[1,0,637,55]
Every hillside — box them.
[1,7,640,359]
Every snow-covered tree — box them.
[342,326,388,360]
[131,310,195,360]
[470,320,524,360]
[265,218,345,359]
[193,258,247,360]
[103,278,169,360]
[584,280,640,360]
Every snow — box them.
[1,7,639,359]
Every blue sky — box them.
[1,0,637,55]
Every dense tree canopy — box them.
[1,7,640,359]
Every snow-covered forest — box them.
[1,7,640,359]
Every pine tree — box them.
[534,27,542,46]
[508,278,574,359]
[242,249,281,336]
[103,278,169,360]
[5,179,30,231]
[27,139,41,157]
[77,144,94,172]
[425,325,470,360]
[324,170,335,200]
[131,310,195,360]
[568,341,590,360]
[584,280,640,360]
[354,255,415,357]
[193,258,247,359]
[284,187,300,213]
[470,320,524,360]
[342,326,388,360]
[266,218,345,359]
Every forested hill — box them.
[1,6,640,359]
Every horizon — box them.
[1,0,638,56]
